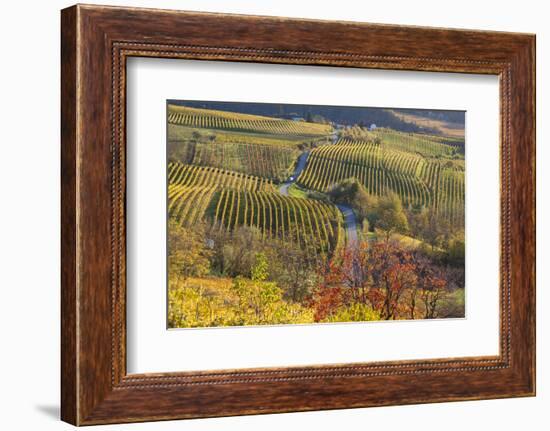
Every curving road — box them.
[278,150,358,250]
[336,204,358,249]
[278,151,310,197]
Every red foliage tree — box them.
[310,240,448,321]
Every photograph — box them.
[166,101,466,328]
[47,1,537,426]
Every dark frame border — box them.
[61,4,535,425]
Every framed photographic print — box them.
[61,4,536,425]
[164,100,466,330]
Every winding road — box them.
[336,204,358,249]
[278,150,309,197]
[278,149,358,250]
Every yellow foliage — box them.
[168,276,313,328]
[321,303,381,323]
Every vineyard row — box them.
[298,139,464,226]
[168,107,332,136]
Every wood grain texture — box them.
[60,4,536,425]
[60,5,78,425]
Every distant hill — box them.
[390,109,465,139]
[168,100,464,137]
[394,108,465,125]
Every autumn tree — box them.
[328,178,362,206]
[360,218,371,243]
[232,252,281,323]
[404,252,448,319]
[328,178,378,224]
[266,227,320,302]
[373,193,409,241]
[310,240,450,321]
[309,242,414,321]
[206,225,264,278]
[445,232,465,266]
[409,207,451,252]
[230,253,313,325]
[366,241,416,319]
[168,220,212,281]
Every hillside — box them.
[166,102,466,328]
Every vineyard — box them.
[166,105,343,254]
[371,128,463,157]
[211,189,342,251]
[167,102,466,328]
[168,163,272,225]
[168,105,333,137]
[169,140,300,181]
[167,162,343,253]
[297,138,464,226]
[168,162,276,191]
